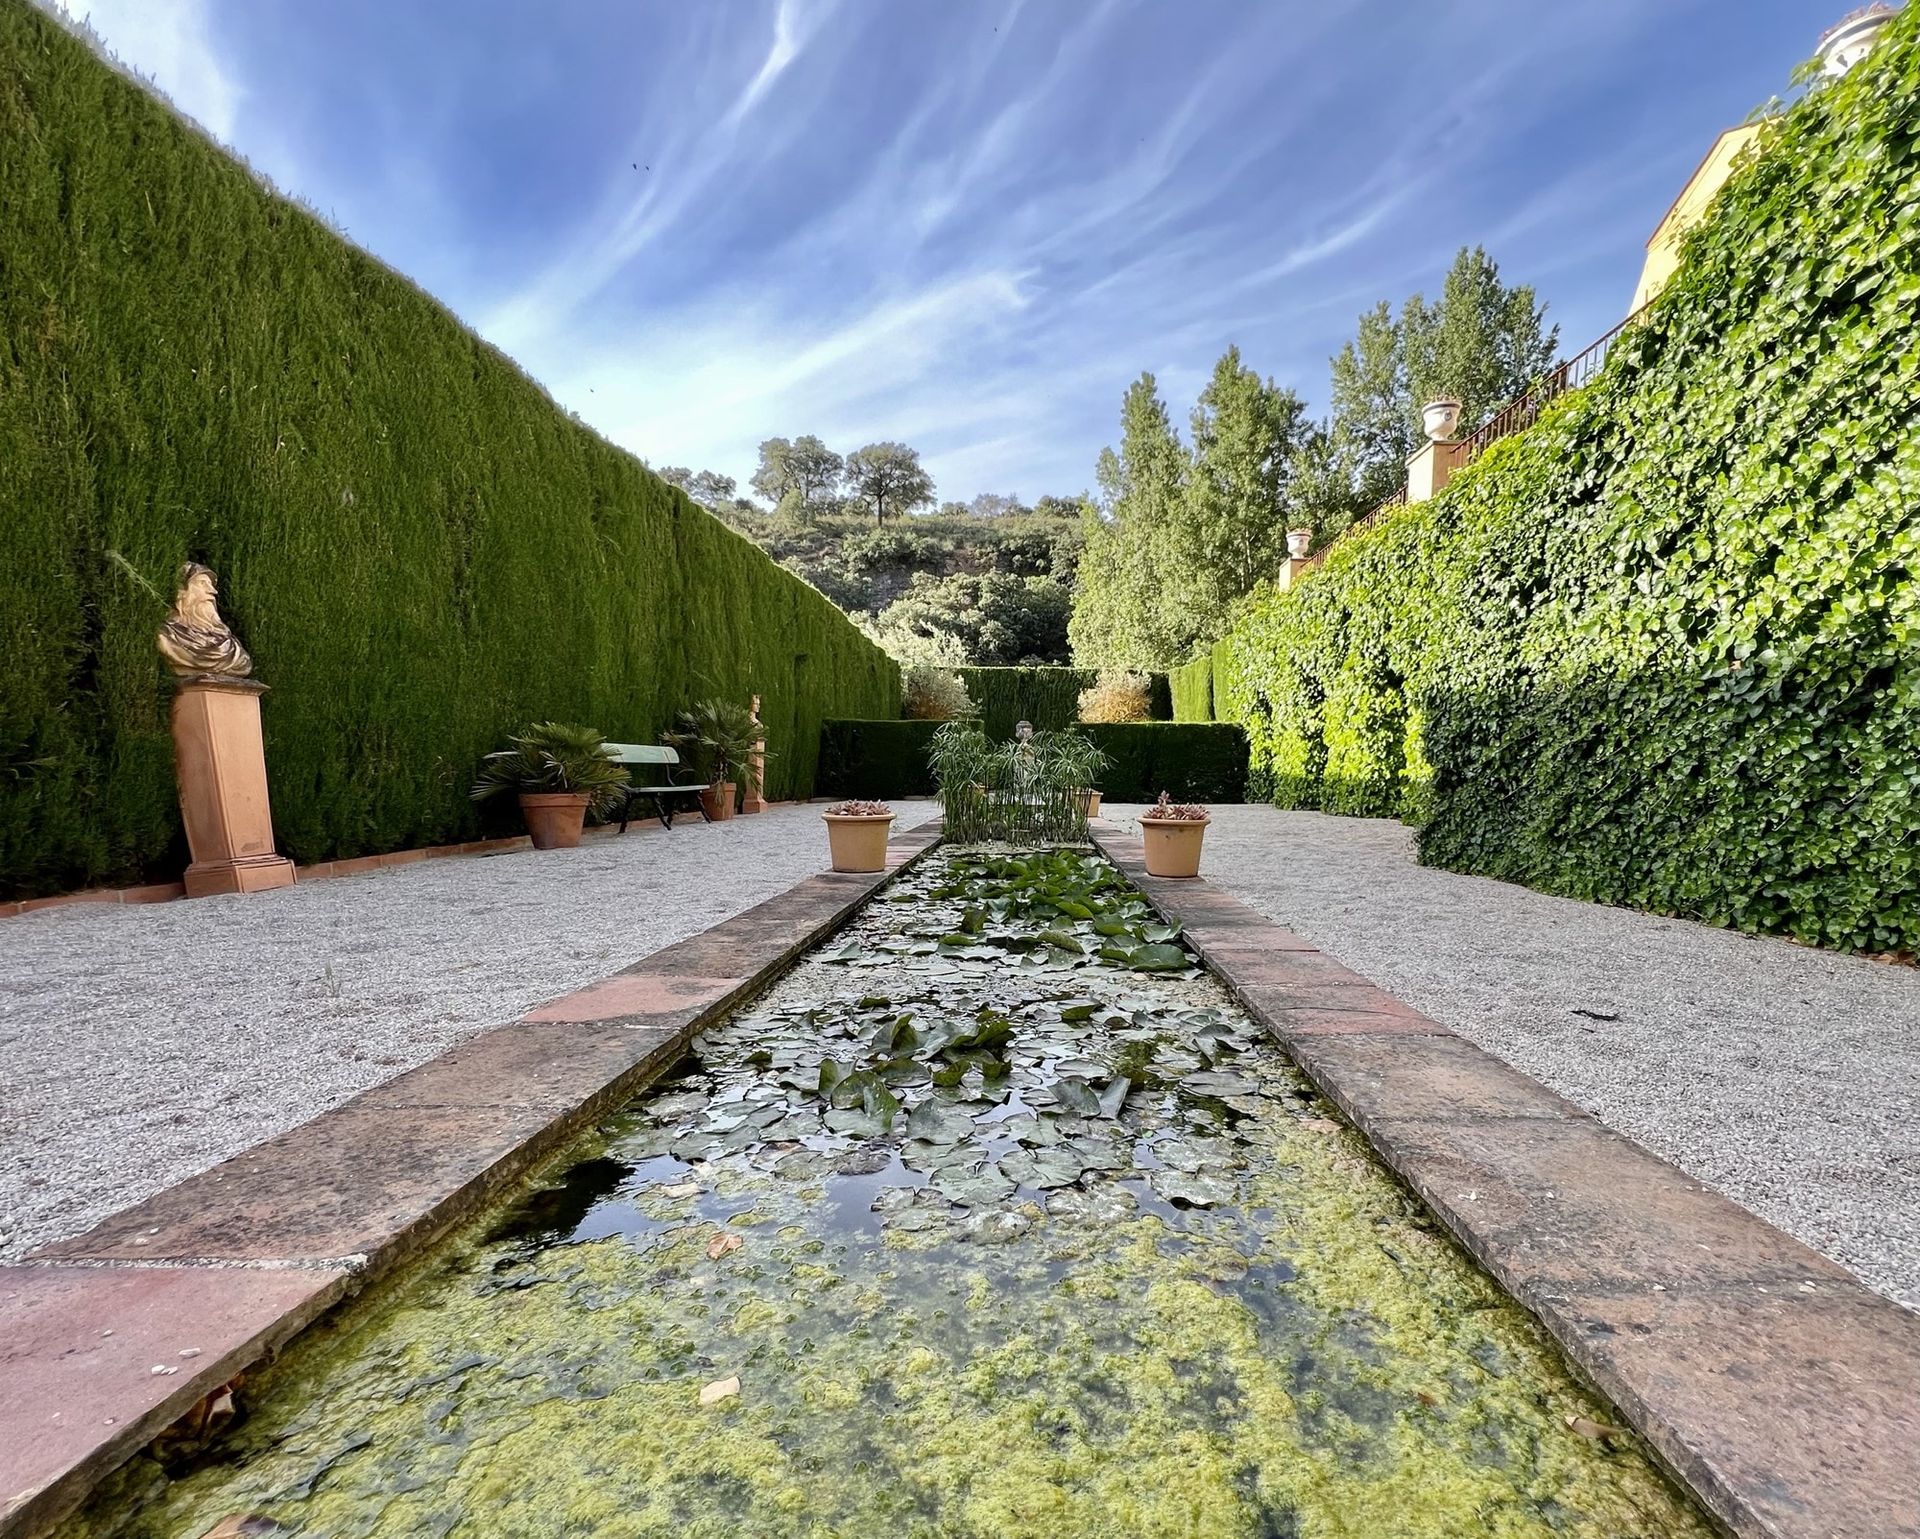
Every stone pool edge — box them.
[0,819,944,1539]
[1089,819,1920,1539]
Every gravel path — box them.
[0,802,940,1263]
[1106,805,1920,1309]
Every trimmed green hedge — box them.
[817,720,939,800]
[0,3,898,898]
[1170,654,1213,722]
[818,720,1246,804]
[1213,15,1920,952]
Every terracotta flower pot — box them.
[700,782,738,822]
[1076,789,1103,818]
[519,791,590,850]
[1138,814,1209,878]
[823,811,895,873]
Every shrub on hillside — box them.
[901,664,974,721]
[1078,670,1153,723]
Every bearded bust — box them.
[157,562,253,679]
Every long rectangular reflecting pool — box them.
[67,848,1710,1538]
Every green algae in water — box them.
[69,849,1712,1539]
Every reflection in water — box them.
[69,849,1709,1539]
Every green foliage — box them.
[1213,16,1920,952]
[665,699,764,790]
[470,723,630,817]
[900,663,973,721]
[871,571,1073,666]
[1170,655,1214,722]
[955,667,1094,738]
[927,722,1103,844]
[820,720,1246,805]
[843,441,936,525]
[0,3,896,897]
[817,720,939,799]
[1079,724,1247,803]
[1319,247,1559,516]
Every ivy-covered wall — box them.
[0,4,899,898]
[1214,18,1920,953]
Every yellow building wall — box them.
[1632,123,1765,311]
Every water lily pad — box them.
[905,1101,976,1145]
[1051,1075,1103,1116]
[1180,1071,1258,1097]
[1000,1146,1086,1189]
[931,1161,1016,1208]
[1126,942,1190,972]
[1047,1183,1139,1224]
[1151,1168,1236,1208]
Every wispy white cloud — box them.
[50,0,1815,502]
[49,0,241,143]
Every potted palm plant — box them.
[1137,790,1211,878]
[471,722,629,850]
[666,699,764,823]
[821,799,896,872]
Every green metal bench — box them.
[604,744,709,833]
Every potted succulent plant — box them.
[1137,790,1211,878]
[822,799,896,872]
[471,722,629,850]
[666,698,764,823]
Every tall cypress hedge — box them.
[954,667,1096,738]
[1214,18,1920,952]
[0,3,897,898]
[1170,654,1213,722]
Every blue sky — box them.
[52,0,1830,504]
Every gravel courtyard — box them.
[0,802,939,1263]
[1105,804,1920,1309]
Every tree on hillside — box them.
[1402,245,1558,438]
[1306,245,1559,529]
[1068,373,1190,668]
[1185,345,1307,605]
[872,570,1072,666]
[655,465,738,510]
[845,441,935,526]
[1325,301,1412,509]
[968,492,1025,518]
[750,434,844,521]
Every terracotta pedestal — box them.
[170,677,296,898]
[742,735,768,814]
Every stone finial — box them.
[157,563,253,680]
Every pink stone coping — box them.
[1089,819,1920,1539]
[0,818,942,1539]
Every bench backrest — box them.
[604,743,679,767]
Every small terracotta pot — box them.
[1076,789,1103,818]
[823,811,895,873]
[700,782,738,822]
[1138,814,1209,878]
[519,791,590,850]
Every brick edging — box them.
[1089,819,1920,1539]
[0,818,943,1539]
